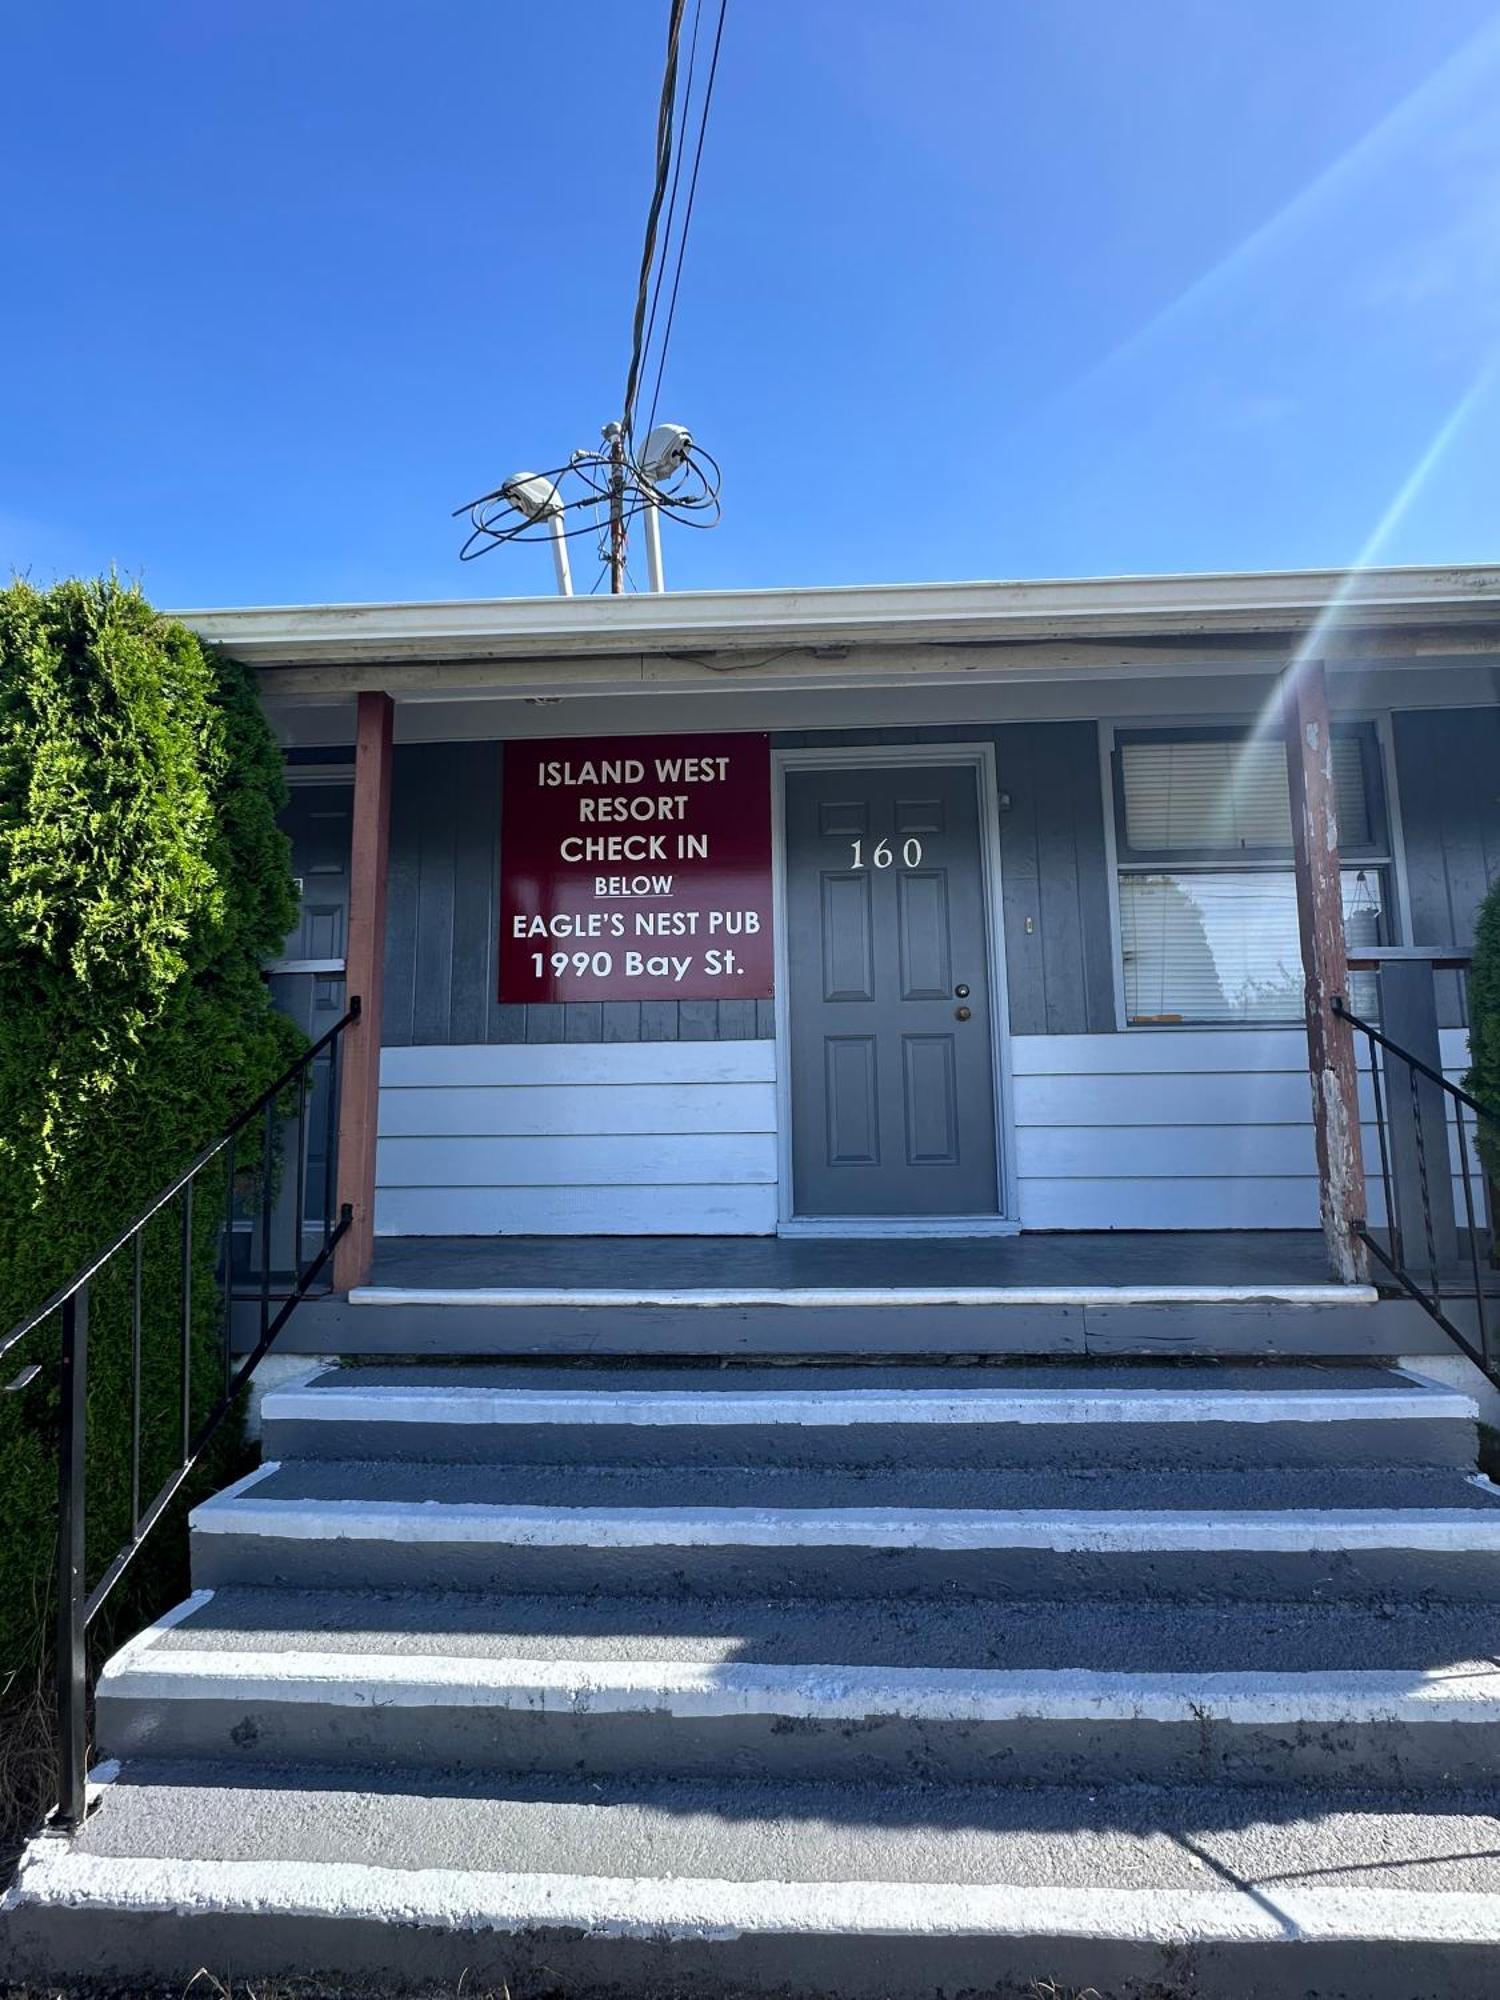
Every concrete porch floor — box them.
[240,1231,1471,1360]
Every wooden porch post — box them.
[1284,660,1368,1283]
[333,690,394,1291]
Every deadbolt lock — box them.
[954,983,970,998]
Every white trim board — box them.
[182,563,1500,666]
[99,1648,1500,1729]
[262,1380,1463,1428]
[10,1850,1500,1950]
[346,1283,1378,1308]
[188,1496,1500,1554]
[778,1216,1021,1239]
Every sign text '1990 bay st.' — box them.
[498,733,774,1002]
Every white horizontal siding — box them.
[377,1133,774,1189]
[380,1043,775,1088]
[374,1031,1477,1239]
[1013,1028,1473,1232]
[375,1040,777,1237]
[1013,1070,1344,1130]
[1025,1125,1320,1180]
[379,1081,776,1138]
[1013,1030,1318,1077]
[1020,1179,1321,1231]
[378,1184,779,1236]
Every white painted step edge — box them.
[189,1485,1500,1555]
[347,1283,1380,1309]
[6,1851,1498,1949]
[97,1644,1500,1729]
[261,1382,1478,1429]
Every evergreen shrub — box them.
[0,577,301,1841]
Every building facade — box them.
[187,566,1500,1285]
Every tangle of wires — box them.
[453,434,721,563]
[453,0,729,572]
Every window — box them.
[1112,726,1393,1026]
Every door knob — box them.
[954,1005,972,1021]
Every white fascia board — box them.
[173,564,1500,669]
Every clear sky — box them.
[3,1,1498,606]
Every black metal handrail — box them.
[0,998,360,1834]
[1333,994,1498,1382]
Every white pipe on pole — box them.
[546,514,574,596]
[643,502,665,594]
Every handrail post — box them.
[54,1285,89,1833]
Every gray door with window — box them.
[786,764,1000,1218]
[269,782,352,1243]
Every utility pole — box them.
[604,421,628,594]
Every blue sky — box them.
[3,1,1498,605]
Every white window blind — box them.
[1119,736,1372,855]
[1121,868,1386,1024]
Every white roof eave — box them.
[175,564,1500,674]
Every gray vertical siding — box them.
[351,724,1125,1047]
[777,723,1117,1036]
[995,722,1117,1035]
[1392,707,1500,1024]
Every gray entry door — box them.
[786,764,1001,1218]
[269,782,353,1237]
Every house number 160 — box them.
[849,838,923,869]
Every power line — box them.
[636,0,704,419]
[453,0,727,588]
[621,0,688,445]
[645,0,728,443]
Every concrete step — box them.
[191,1458,1500,1601]
[97,1584,1500,1790]
[261,1360,1479,1469]
[7,1765,1500,1997]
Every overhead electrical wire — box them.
[636,0,705,417]
[620,0,688,447]
[644,0,728,444]
[454,0,729,581]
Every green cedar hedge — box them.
[0,578,302,1812]
[1465,873,1500,1182]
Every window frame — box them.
[1106,720,1396,1030]
[1109,723,1392,871]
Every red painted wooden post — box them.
[334,691,394,1291]
[1284,660,1368,1283]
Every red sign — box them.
[499,733,774,1002]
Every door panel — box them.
[897,871,952,998]
[825,1037,881,1164]
[902,1035,959,1164]
[821,872,875,1001]
[787,764,1001,1218]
